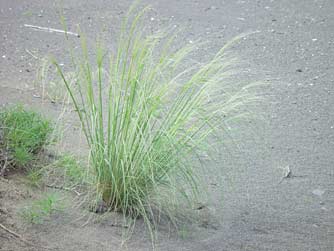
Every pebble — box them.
[312,188,325,197]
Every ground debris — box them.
[24,24,80,37]
[0,222,52,249]
[278,165,292,184]
[46,184,81,196]
[312,188,325,197]
[278,165,307,184]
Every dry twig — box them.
[46,184,81,196]
[24,24,80,37]
[0,223,43,248]
[0,151,11,176]
[25,49,39,59]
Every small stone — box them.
[194,203,206,210]
[205,6,217,11]
[312,188,325,197]
[296,69,303,72]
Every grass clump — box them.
[0,106,53,176]
[53,5,260,234]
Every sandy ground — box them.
[1,0,334,250]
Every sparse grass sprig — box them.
[20,193,62,224]
[40,154,86,190]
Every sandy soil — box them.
[1,0,333,250]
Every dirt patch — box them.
[0,174,218,251]
[0,176,44,250]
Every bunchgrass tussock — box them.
[0,105,53,175]
[53,5,261,238]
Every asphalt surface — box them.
[0,0,333,250]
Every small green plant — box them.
[20,193,61,224]
[56,155,84,183]
[25,153,84,194]
[42,154,85,189]
[178,226,191,239]
[0,106,53,175]
[53,4,260,239]
[26,167,43,187]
